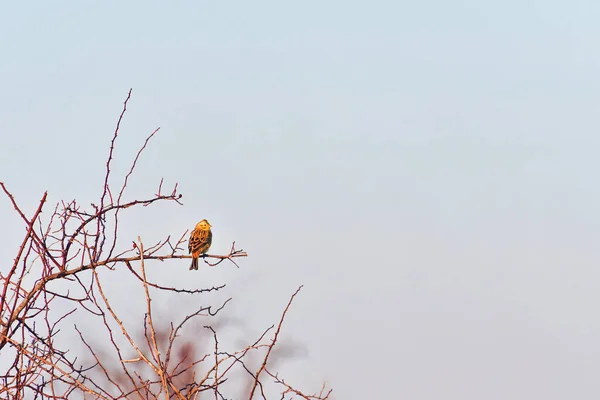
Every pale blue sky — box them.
[2,1,600,398]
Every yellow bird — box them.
[188,219,212,270]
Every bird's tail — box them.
[189,257,198,270]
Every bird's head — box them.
[196,219,212,230]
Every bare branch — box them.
[248,286,304,400]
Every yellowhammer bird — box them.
[188,219,212,270]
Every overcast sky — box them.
[2,1,600,398]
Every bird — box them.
[188,219,213,270]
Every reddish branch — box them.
[248,285,303,400]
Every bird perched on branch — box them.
[188,219,212,270]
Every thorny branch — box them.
[0,89,330,400]
[248,286,303,400]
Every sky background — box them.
[2,1,600,398]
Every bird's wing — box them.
[188,230,195,254]
[189,229,212,254]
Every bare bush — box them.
[0,90,332,399]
